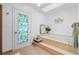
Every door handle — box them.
[14,32,20,34]
[14,32,17,34]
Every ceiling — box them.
[33,3,67,12]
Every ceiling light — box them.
[35,3,44,7]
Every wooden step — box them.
[41,38,76,53]
[33,42,74,55]
[34,38,75,55]
[33,42,63,55]
[39,42,74,55]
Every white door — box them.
[13,8,30,50]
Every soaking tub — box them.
[40,34,73,45]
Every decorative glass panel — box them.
[17,13,28,44]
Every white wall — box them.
[2,3,46,52]
[46,4,78,36]
[2,4,13,52]
[77,4,79,22]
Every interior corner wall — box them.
[46,4,78,36]
[2,3,46,52]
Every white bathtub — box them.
[40,34,73,45]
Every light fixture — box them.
[35,3,44,7]
[37,3,41,7]
[54,17,64,24]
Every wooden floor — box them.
[3,39,78,55]
[3,45,51,55]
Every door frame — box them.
[12,7,32,51]
[0,4,2,54]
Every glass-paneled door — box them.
[13,8,30,50]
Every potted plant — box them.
[45,27,51,33]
